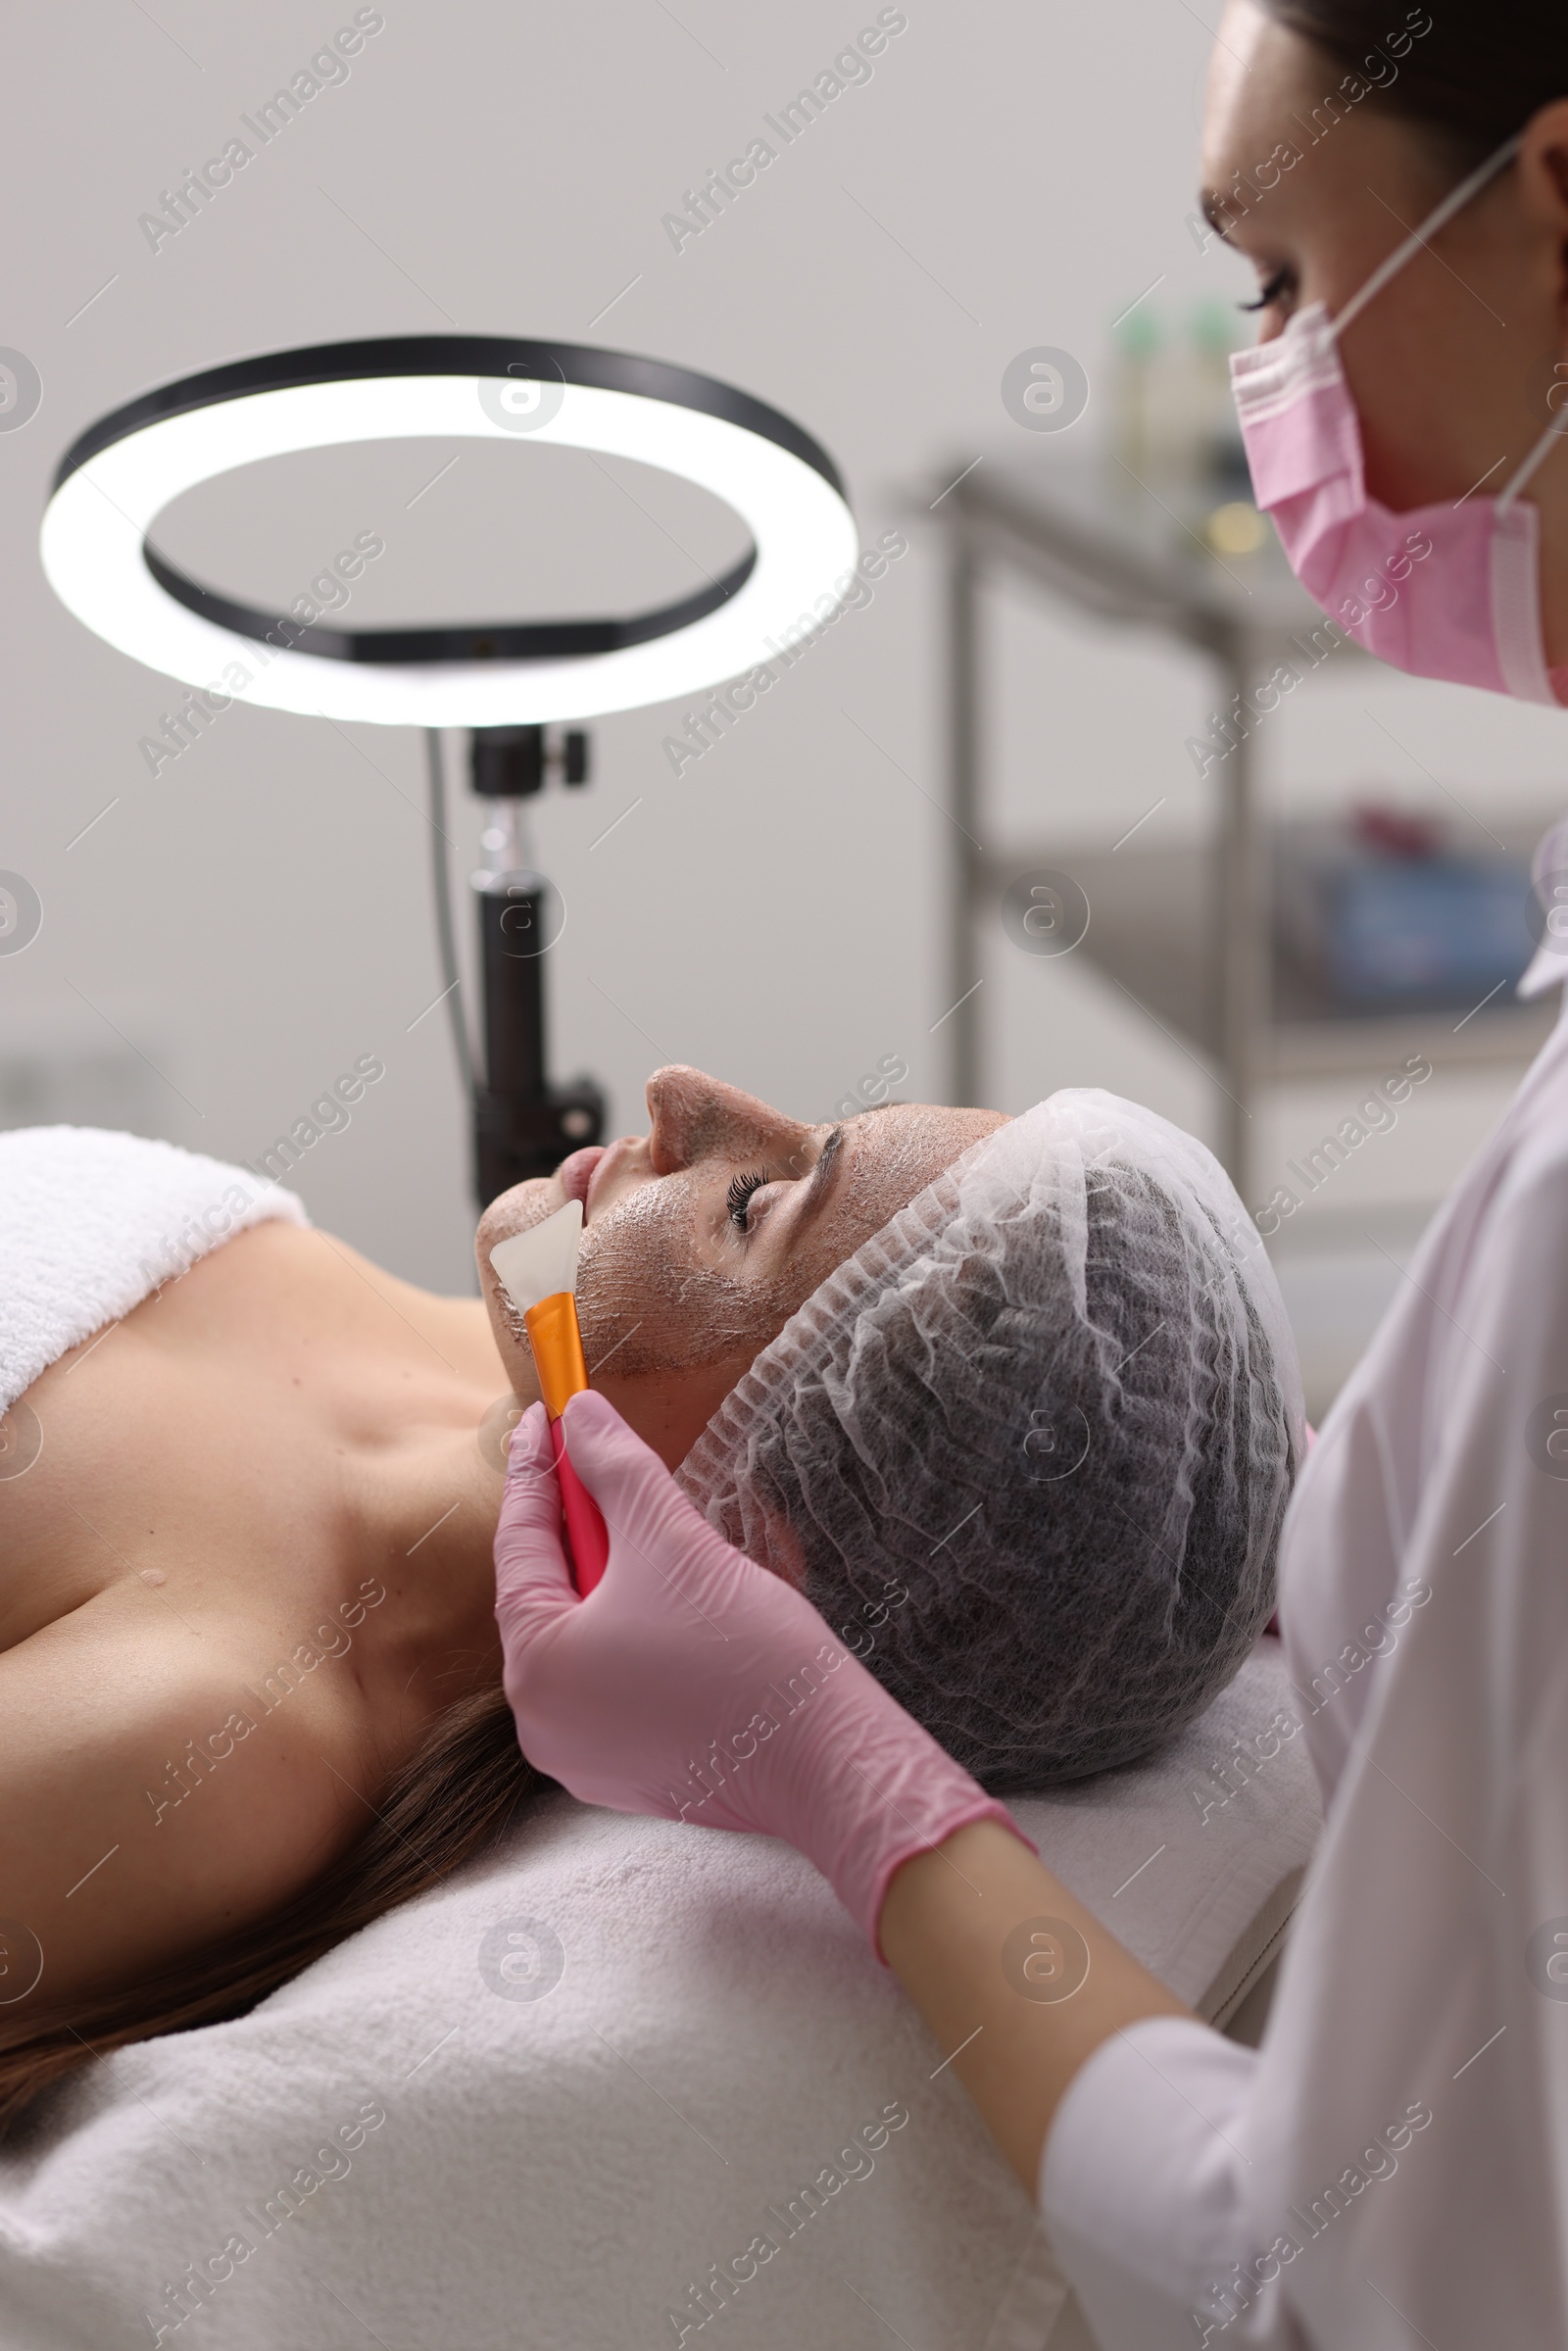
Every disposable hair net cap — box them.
[678,1091,1305,1791]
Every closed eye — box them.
[726,1168,769,1230]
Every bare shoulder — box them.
[0,1592,376,2025]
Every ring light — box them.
[40,335,858,725]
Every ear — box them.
[1520,97,1568,324]
[685,1482,812,1592]
[746,1504,811,1591]
[1526,98,1568,203]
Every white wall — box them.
[3,0,1563,1328]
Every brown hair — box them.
[0,1686,540,2139]
[1259,3,1568,158]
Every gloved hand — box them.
[494,1391,1030,1956]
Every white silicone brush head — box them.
[488,1199,583,1315]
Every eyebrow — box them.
[1200,191,1239,239]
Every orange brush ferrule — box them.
[522,1289,610,1596]
[523,1290,590,1421]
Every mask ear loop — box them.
[1331,130,1526,340]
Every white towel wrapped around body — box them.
[0,1126,307,1412]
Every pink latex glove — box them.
[493,1391,1030,1957]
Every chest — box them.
[0,1222,499,1658]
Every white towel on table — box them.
[0,1644,1320,2351]
[0,1126,307,1412]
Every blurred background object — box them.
[1276,805,1534,1013]
[1108,295,1254,535]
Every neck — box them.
[347,1421,508,1749]
[599,1356,754,1471]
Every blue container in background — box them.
[1276,812,1536,1013]
[1324,856,1534,1008]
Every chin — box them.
[473,1174,562,1265]
[474,1177,562,1398]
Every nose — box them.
[644,1065,808,1177]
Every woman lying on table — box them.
[0,1065,1299,2126]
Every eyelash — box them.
[726,1168,769,1231]
[1239,267,1292,314]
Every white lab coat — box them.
[1038,818,1568,2349]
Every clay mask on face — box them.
[575,1175,795,1379]
[476,1081,1010,1448]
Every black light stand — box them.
[468,724,606,1208]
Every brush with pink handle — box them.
[489,1200,610,1596]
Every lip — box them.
[556,1146,605,1211]
[583,1134,640,1220]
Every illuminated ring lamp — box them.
[40,335,858,1205]
[39,333,858,724]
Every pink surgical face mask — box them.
[1230,134,1568,706]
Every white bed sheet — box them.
[0,1642,1318,2351]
